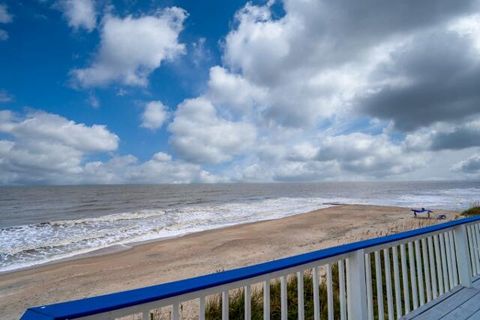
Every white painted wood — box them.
[392,246,402,319]
[428,236,438,299]
[449,231,459,287]
[264,280,270,320]
[339,260,347,320]
[408,242,419,310]
[453,224,473,288]
[245,285,251,320]
[439,233,450,292]
[347,250,368,320]
[365,254,374,320]
[383,248,394,320]
[434,235,445,296]
[421,238,432,303]
[445,232,454,290]
[414,240,425,306]
[297,271,304,320]
[467,225,477,277]
[199,296,205,320]
[222,290,229,320]
[142,310,150,320]
[375,250,385,320]
[346,258,352,319]
[172,302,180,320]
[473,225,480,275]
[401,244,411,314]
[281,276,288,320]
[313,266,320,320]
[327,263,334,320]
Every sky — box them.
[0,0,480,185]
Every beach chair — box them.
[411,207,433,218]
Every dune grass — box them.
[462,202,480,216]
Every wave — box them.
[1,187,478,272]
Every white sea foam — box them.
[1,186,478,272]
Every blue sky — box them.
[1,0,480,184]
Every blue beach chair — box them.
[411,207,433,218]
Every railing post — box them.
[454,224,473,288]
[347,249,368,319]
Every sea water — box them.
[1,181,479,272]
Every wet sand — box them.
[0,204,456,319]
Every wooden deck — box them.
[407,278,480,319]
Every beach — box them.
[0,204,456,320]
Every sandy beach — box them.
[0,204,456,319]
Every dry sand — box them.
[0,204,457,319]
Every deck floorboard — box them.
[409,279,480,320]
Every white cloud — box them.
[0,3,12,41]
[0,110,119,184]
[0,110,221,185]
[58,0,96,32]
[141,101,168,130]
[72,7,186,87]
[0,29,7,40]
[0,90,12,103]
[452,153,480,175]
[0,4,12,24]
[169,97,256,164]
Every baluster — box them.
[414,240,425,306]
[313,267,320,320]
[375,251,384,320]
[245,285,251,320]
[199,296,206,320]
[448,231,458,287]
[445,232,454,289]
[408,242,418,309]
[434,234,444,296]
[172,302,180,320]
[384,249,394,320]
[281,276,287,320]
[421,238,432,302]
[392,246,402,319]
[365,254,374,320]
[339,260,347,320]
[327,263,334,320]
[222,291,229,320]
[439,233,449,292]
[264,280,270,320]
[427,237,438,299]
[297,271,304,320]
[400,244,410,314]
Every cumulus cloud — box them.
[169,97,256,164]
[0,110,220,185]
[0,110,119,184]
[82,152,221,184]
[72,7,186,87]
[315,133,424,177]
[141,101,168,130]
[405,119,480,151]
[452,153,480,174]
[58,0,96,32]
[360,30,480,131]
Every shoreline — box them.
[0,204,457,320]
[0,204,339,275]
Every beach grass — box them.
[462,202,480,216]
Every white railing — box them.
[21,216,480,320]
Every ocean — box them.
[0,181,479,272]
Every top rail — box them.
[21,215,480,320]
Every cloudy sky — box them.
[1,0,480,185]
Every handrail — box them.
[21,215,480,320]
